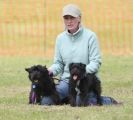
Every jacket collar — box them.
[65,24,83,37]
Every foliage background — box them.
[0,0,133,57]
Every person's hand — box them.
[48,69,53,77]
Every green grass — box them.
[0,56,133,120]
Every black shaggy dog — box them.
[25,65,60,105]
[69,63,102,106]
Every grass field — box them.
[0,56,133,120]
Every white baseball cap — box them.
[62,4,81,17]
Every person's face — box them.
[63,15,81,34]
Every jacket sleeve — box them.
[48,36,64,76]
[86,33,102,73]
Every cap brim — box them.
[63,13,78,17]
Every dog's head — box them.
[25,65,49,84]
[69,63,86,81]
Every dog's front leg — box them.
[95,91,102,106]
[94,82,102,105]
[69,95,76,107]
[80,92,88,106]
[36,93,41,104]
[29,89,38,104]
[97,96,102,106]
[69,88,77,107]
[51,91,61,105]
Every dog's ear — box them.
[43,65,47,68]
[38,65,48,74]
[69,63,74,71]
[25,68,30,72]
[80,63,86,70]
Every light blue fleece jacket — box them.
[49,26,102,82]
